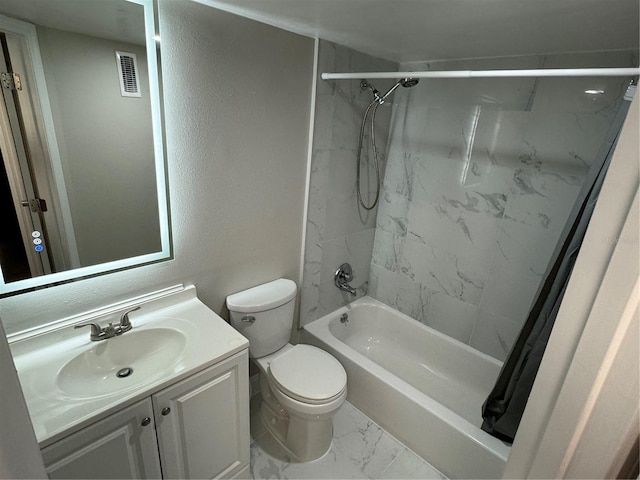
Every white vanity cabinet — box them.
[42,398,162,479]
[41,351,249,479]
[153,350,250,479]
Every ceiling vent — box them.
[115,51,141,98]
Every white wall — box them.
[0,1,314,335]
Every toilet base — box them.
[258,374,334,462]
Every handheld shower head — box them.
[379,77,420,102]
[400,77,420,88]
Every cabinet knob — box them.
[161,407,171,416]
[141,417,151,427]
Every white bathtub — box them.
[302,297,510,479]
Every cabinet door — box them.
[153,351,249,479]
[41,398,162,479]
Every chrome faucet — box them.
[75,306,140,341]
[335,263,357,296]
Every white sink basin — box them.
[10,285,249,445]
[56,328,187,397]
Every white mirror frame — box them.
[0,0,171,296]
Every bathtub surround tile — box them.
[375,191,410,237]
[250,400,445,480]
[365,50,634,359]
[478,264,541,325]
[300,150,328,324]
[399,238,487,306]
[530,74,631,119]
[330,89,363,151]
[411,154,512,219]
[367,264,399,309]
[327,149,359,203]
[392,276,479,344]
[315,42,337,96]
[316,278,364,320]
[371,230,405,273]
[371,263,480,344]
[421,291,479,344]
[383,151,415,200]
[299,262,320,323]
[312,96,336,151]
[406,201,500,266]
[492,219,563,281]
[504,168,583,231]
[324,189,378,242]
[304,46,634,358]
[519,113,612,172]
[320,229,376,287]
[403,55,542,111]
[300,40,397,327]
[469,309,524,362]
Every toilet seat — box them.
[268,344,347,405]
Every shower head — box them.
[400,77,419,88]
[378,77,420,102]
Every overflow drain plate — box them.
[116,367,133,378]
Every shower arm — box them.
[378,82,401,103]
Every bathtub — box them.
[302,297,510,479]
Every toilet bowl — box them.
[227,279,347,462]
[254,343,347,461]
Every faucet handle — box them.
[335,263,353,282]
[334,263,357,296]
[119,306,140,328]
[74,323,104,340]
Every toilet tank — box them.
[226,278,297,358]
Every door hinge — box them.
[20,198,48,212]
[1,72,22,91]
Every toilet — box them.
[227,278,347,462]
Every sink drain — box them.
[116,367,133,378]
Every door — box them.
[0,32,51,280]
[0,25,76,283]
[41,399,162,479]
[153,352,250,479]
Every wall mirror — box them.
[0,0,171,297]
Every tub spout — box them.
[338,282,357,296]
[335,263,357,296]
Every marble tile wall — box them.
[368,50,637,360]
[299,41,397,325]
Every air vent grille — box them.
[115,51,141,98]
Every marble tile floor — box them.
[250,399,446,480]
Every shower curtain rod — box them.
[321,67,640,80]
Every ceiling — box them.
[196,0,640,64]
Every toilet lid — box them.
[268,345,347,404]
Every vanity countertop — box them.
[9,285,248,448]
